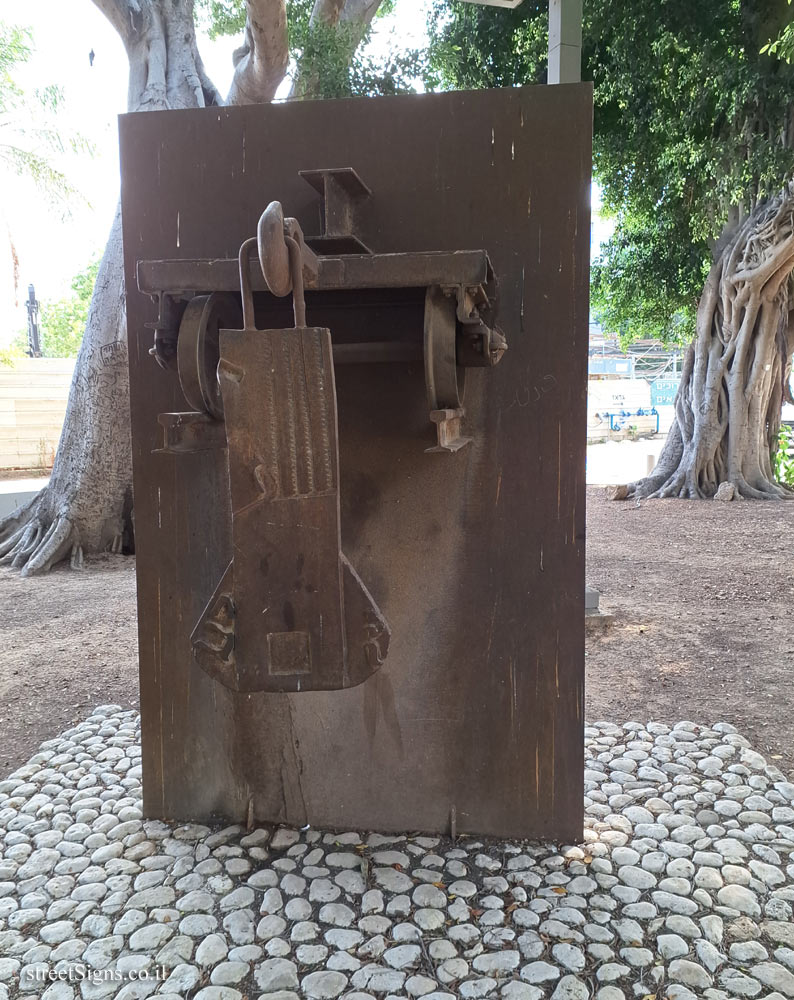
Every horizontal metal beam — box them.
[137,250,491,298]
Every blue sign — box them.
[651,378,680,406]
[589,356,634,376]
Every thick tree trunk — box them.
[1,0,381,573]
[627,187,794,501]
[0,3,206,574]
[0,208,130,572]
[0,0,286,574]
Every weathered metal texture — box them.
[120,84,592,840]
[192,323,390,693]
[137,250,491,296]
[185,212,389,694]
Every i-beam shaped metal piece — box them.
[299,167,372,255]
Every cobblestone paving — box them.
[1,707,793,1000]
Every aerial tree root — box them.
[625,186,794,501]
[0,496,124,577]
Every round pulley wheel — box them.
[177,293,242,419]
[424,286,465,410]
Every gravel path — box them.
[1,708,793,1000]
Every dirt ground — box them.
[1,486,792,779]
[0,553,139,776]
[586,487,794,778]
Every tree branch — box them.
[287,0,384,100]
[309,0,346,29]
[226,0,290,107]
[91,0,143,49]
[338,0,382,47]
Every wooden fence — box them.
[0,358,74,471]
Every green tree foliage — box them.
[425,0,548,91]
[774,423,794,485]
[293,18,419,98]
[427,1,794,346]
[762,0,794,61]
[196,0,248,38]
[0,340,25,367]
[591,213,710,349]
[1,19,93,315]
[197,0,420,98]
[0,21,92,206]
[40,257,100,359]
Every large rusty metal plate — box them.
[120,84,592,840]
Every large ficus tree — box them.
[0,0,414,575]
[430,0,794,499]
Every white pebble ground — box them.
[1,708,793,1000]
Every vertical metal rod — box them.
[285,236,306,328]
[238,238,258,329]
[548,0,582,85]
[26,284,41,357]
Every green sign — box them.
[651,378,679,406]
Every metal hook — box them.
[238,201,311,330]
[257,201,291,298]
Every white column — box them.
[548,0,582,84]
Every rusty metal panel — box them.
[120,84,591,840]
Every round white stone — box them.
[301,970,348,998]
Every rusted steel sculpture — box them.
[121,85,591,839]
[144,176,507,694]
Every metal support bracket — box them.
[299,167,372,255]
[146,292,186,371]
[156,411,227,453]
[445,283,508,369]
[427,409,471,453]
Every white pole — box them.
[548,0,583,84]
